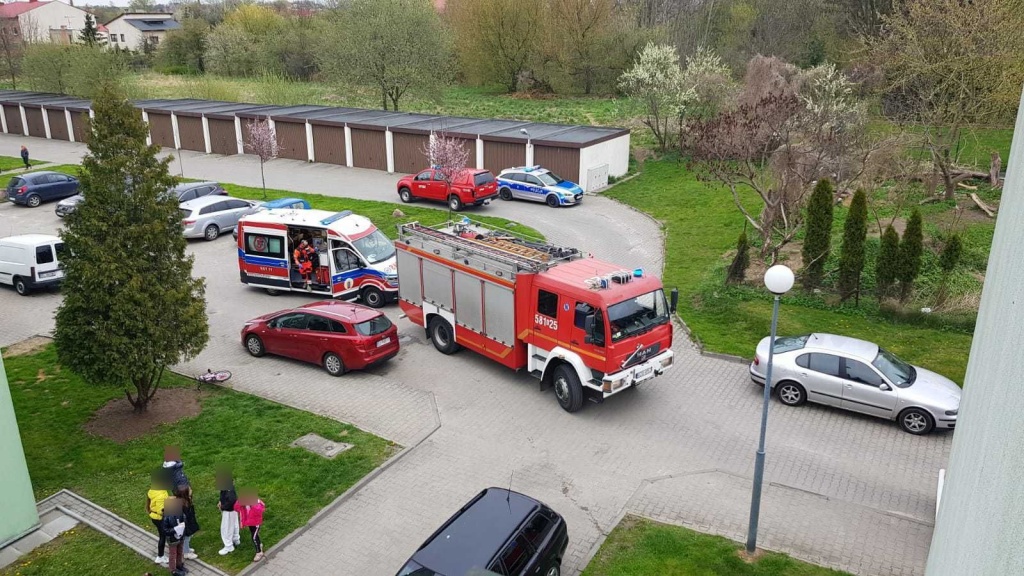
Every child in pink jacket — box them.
[234,489,266,562]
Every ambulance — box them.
[236,209,398,307]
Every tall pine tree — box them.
[802,179,834,290]
[898,209,924,301]
[837,190,868,303]
[79,14,99,46]
[876,224,901,300]
[54,83,208,412]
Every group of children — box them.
[145,448,265,576]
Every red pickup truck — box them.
[397,167,499,211]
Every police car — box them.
[496,166,584,207]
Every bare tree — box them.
[422,131,472,218]
[244,117,278,199]
[0,23,23,89]
[549,0,616,94]
[447,0,546,92]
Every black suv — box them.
[397,488,568,576]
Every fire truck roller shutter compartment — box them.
[484,282,515,346]
[454,272,483,333]
[422,258,454,311]
[396,249,422,304]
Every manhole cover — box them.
[290,433,352,459]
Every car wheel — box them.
[362,286,385,308]
[448,195,463,212]
[264,288,281,296]
[428,317,461,355]
[244,334,265,357]
[545,565,560,576]
[546,195,560,208]
[204,224,220,241]
[899,407,934,435]
[399,187,413,203]
[14,276,29,296]
[552,364,584,413]
[323,352,345,377]
[26,194,41,208]
[499,187,513,201]
[776,381,806,406]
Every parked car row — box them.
[397,165,584,211]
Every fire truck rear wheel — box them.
[552,364,584,413]
[362,286,385,308]
[429,317,461,355]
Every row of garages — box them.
[0,90,630,192]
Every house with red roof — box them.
[0,0,94,44]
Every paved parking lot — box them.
[0,135,951,575]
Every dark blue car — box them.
[7,171,80,208]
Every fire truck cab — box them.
[396,220,675,412]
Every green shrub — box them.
[727,229,750,284]
[837,190,868,302]
[940,234,963,273]
[898,209,924,301]
[876,224,900,299]
[802,178,834,290]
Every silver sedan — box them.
[749,333,960,435]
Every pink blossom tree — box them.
[422,131,472,216]
[245,117,278,199]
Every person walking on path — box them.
[175,484,201,560]
[235,488,266,562]
[217,470,240,556]
[159,496,188,576]
[146,469,171,566]
[20,145,29,170]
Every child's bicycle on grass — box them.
[195,369,231,390]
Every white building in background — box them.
[0,0,93,44]
[104,12,178,51]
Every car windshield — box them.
[351,230,395,265]
[607,289,670,342]
[536,171,564,186]
[872,347,917,387]
[354,315,393,336]
[773,335,809,353]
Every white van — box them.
[0,234,65,295]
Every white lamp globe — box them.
[764,264,795,295]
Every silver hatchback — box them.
[179,196,256,241]
[749,333,960,435]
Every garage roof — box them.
[172,101,257,118]
[482,122,578,144]
[389,116,492,135]
[277,107,364,121]
[19,95,90,109]
[206,104,279,121]
[136,99,211,112]
[346,112,440,131]
[533,125,630,147]
[306,109,393,127]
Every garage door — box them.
[483,141,525,175]
[208,118,237,155]
[275,120,307,161]
[46,109,69,141]
[148,112,175,148]
[392,132,430,174]
[24,107,45,138]
[350,128,387,171]
[70,111,88,143]
[2,104,21,134]
[311,124,345,165]
[177,116,205,152]
[533,145,580,184]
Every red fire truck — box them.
[396,220,675,412]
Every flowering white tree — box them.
[422,131,472,214]
[618,43,694,151]
[245,117,278,199]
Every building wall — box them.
[0,353,39,547]
[925,87,1024,575]
[104,18,144,49]
[578,134,630,191]
[18,1,90,44]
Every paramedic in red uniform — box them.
[294,239,316,291]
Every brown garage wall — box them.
[350,128,387,170]
[148,112,175,148]
[275,120,307,161]
[533,145,580,183]
[24,107,45,138]
[483,141,525,175]
[208,118,237,155]
[46,109,69,141]
[311,124,345,165]
[70,111,88,142]
[2,104,21,134]
[177,116,206,152]
[392,132,430,174]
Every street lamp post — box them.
[746,264,795,554]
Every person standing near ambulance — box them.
[293,238,315,291]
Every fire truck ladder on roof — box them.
[399,220,582,274]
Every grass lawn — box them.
[583,516,849,576]
[5,345,393,573]
[0,527,155,576]
[0,155,47,172]
[606,159,974,384]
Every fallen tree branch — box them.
[957,182,978,191]
[970,193,996,218]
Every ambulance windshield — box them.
[352,229,396,265]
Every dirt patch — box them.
[3,336,53,358]
[737,548,768,563]
[83,388,205,443]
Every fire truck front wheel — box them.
[552,364,584,413]
[428,317,462,355]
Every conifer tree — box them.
[837,190,868,303]
[802,179,834,290]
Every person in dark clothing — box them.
[217,470,240,555]
[159,496,187,576]
[175,484,201,560]
[20,145,29,170]
[162,446,190,494]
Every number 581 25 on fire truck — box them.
[396,220,676,412]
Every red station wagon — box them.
[397,167,499,211]
[241,301,399,376]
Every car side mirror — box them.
[583,314,595,344]
[880,383,891,391]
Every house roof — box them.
[125,18,180,32]
[0,1,49,18]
